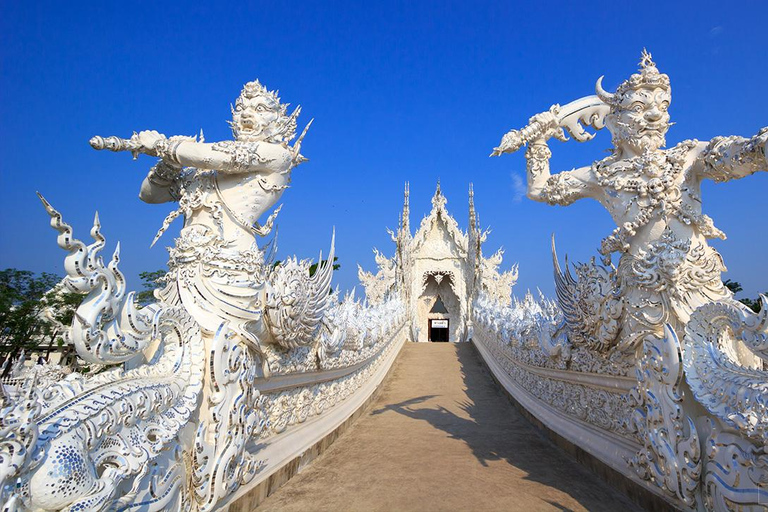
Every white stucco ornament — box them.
[2,50,767,512]
[1,80,406,512]
[490,50,768,510]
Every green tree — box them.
[722,279,766,313]
[309,257,340,277]
[723,279,743,294]
[39,283,84,347]
[0,269,65,368]
[136,269,168,306]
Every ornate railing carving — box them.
[0,79,406,511]
[486,50,768,511]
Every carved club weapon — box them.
[89,133,144,159]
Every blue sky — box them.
[1,1,767,300]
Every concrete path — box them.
[256,343,641,511]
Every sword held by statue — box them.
[490,95,610,157]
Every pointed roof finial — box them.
[431,179,446,210]
[468,182,476,229]
[640,48,656,71]
[401,181,410,233]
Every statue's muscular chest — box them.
[216,172,288,225]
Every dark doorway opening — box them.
[429,318,449,342]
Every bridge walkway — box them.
[256,343,640,511]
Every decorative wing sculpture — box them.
[265,232,336,349]
[551,235,624,352]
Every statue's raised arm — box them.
[92,80,310,206]
[491,94,610,207]
[521,116,599,207]
[694,127,768,182]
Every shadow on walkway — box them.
[257,343,639,512]
[370,344,636,510]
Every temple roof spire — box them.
[401,181,410,234]
[468,183,476,231]
[431,179,447,210]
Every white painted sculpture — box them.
[358,182,518,342]
[494,50,768,352]
[488,50,768,510]
[0,80,406,511]
[3,54,766,512]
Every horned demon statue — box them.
[1,80,341,511]
[492,50,768,509]
[494,50,768,352]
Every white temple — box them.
[6,54,768,511]
[358,182,518,343]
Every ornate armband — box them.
[147,160,185,200]
[702,128,768,182]
[212,141,273,173]
[541,172,584,207]
[153,137,187,165]
[148,160,182,182]
[525,142,552,177]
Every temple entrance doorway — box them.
[426,294,451,342]
[428,319,449,342]
[416,274,462,342]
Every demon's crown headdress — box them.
[595,49,670,108]
[230,79,300,143]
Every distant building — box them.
[358,182,518,342]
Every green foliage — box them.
[722,279,766,313]
[723,279,743,294]
[739,296,765,313]
[39,288,83,345]
[0,268,72,358]
[309,257,340,277]
[136,269,168,306]
[0,266,171,373]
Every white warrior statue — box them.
[493,50,768,354]
[87,80,334,509]
[90,80,332,374]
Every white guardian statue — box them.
[492,50,768,510]
[0,80,407,512]
[493,50,768,354]
[91,80,328,371]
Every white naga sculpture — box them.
[491,50,768,510]
[0,80,405,512]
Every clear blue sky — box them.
[1,1,767,300]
